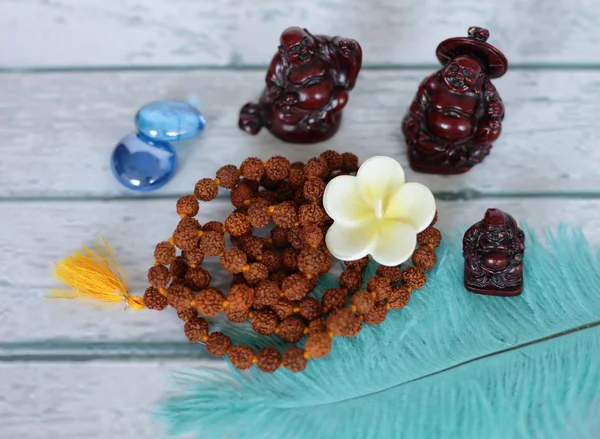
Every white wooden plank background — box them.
[2,70,600,198]
[2,0,600,438]
[1,0,600,69]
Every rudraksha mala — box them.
[143,151,442,373]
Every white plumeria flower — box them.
[323,156,436,266]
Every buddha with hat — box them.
[402,27,508,174]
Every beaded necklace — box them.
[142,151,441,373]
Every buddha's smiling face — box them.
[443,56,482,93]
[280,27,315,65]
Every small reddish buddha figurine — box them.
[239,26,362,143]
[402,27,508,174]
[463,208,525,296]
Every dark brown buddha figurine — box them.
[239,26,362,143]
[402,27,507,174]
[463,208,525,296]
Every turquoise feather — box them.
[160,227,600,439]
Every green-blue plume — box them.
[160,227,600,439]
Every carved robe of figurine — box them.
[239,26,362,143]
[463,208,525,296]
[402,27,507,174]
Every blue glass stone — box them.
[111,133,177,192]
[135,100,206,141]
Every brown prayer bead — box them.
[206,332,231,356]
[184,266,211,291]
[252,309,279,335]
[224,308,250,323]
[272,201,297,228]
[177,194,200,217]
[225,212,252,237]
[303,178,326,203]
[243,262,269,286]
[230,182,254,208]
[184,317,209,342]
[298,204,325,226]
[322,288,347,313]
[216,165,240,189]
[261,250,283,272]
[340,152,359,173]
[327,308,360,337]
[297,247,324,276]
[154,241,176,265]
[194,178,219,201]
[228,345,255,370]
[143,287,168,310]
[166,284,194,311]
[270,226,289,247]
[288,167,307,189]
[305,331,332,358]
[220,249,247,274]
[247,199,272,228]
[287,227,304,250]
[367,276,392,301]
[196,288,225,316]
[417,227,442,248]
[282,248,299,272]
[282,346,308,372]
[304,158,328,179]
[402,266,426,290]
[412,246,437,271]
[203,221,225,233]
[227,284,254,311]
[177,308,197,322]
[256,347,281,373]
[282,273,311,301]
[388,285,411,310]
[363,301,388,325]
[343,256,369,271]
[148,265,170,288]
[301,224,324,247]
[253,280,280,309]
[278,316,306,343]
[272,297,295,320]
[182,247,205,266]
[351,290,375,314]
[264,156,290,181]
[298,297,321,321]
[240,157,264,181]
[376,265,402,284]
[339,269,362,293]
[320,150,343,171]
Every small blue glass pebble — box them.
[111,133,177,192]
[135,100,206,142]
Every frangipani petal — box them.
[384,182,436,232]
[370,220,417,266]
[356,156,405,205]
[323,175,374,226]
[325,220,377,262]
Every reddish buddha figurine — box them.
[463,208,525,297]
[402,27,508,174]
[239,26,362,143]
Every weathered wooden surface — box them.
[2,1,600,437]
[2,70,600,199]
[1,0,600,69]
[0,362,203,439]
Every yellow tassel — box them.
[50,237,145,311]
